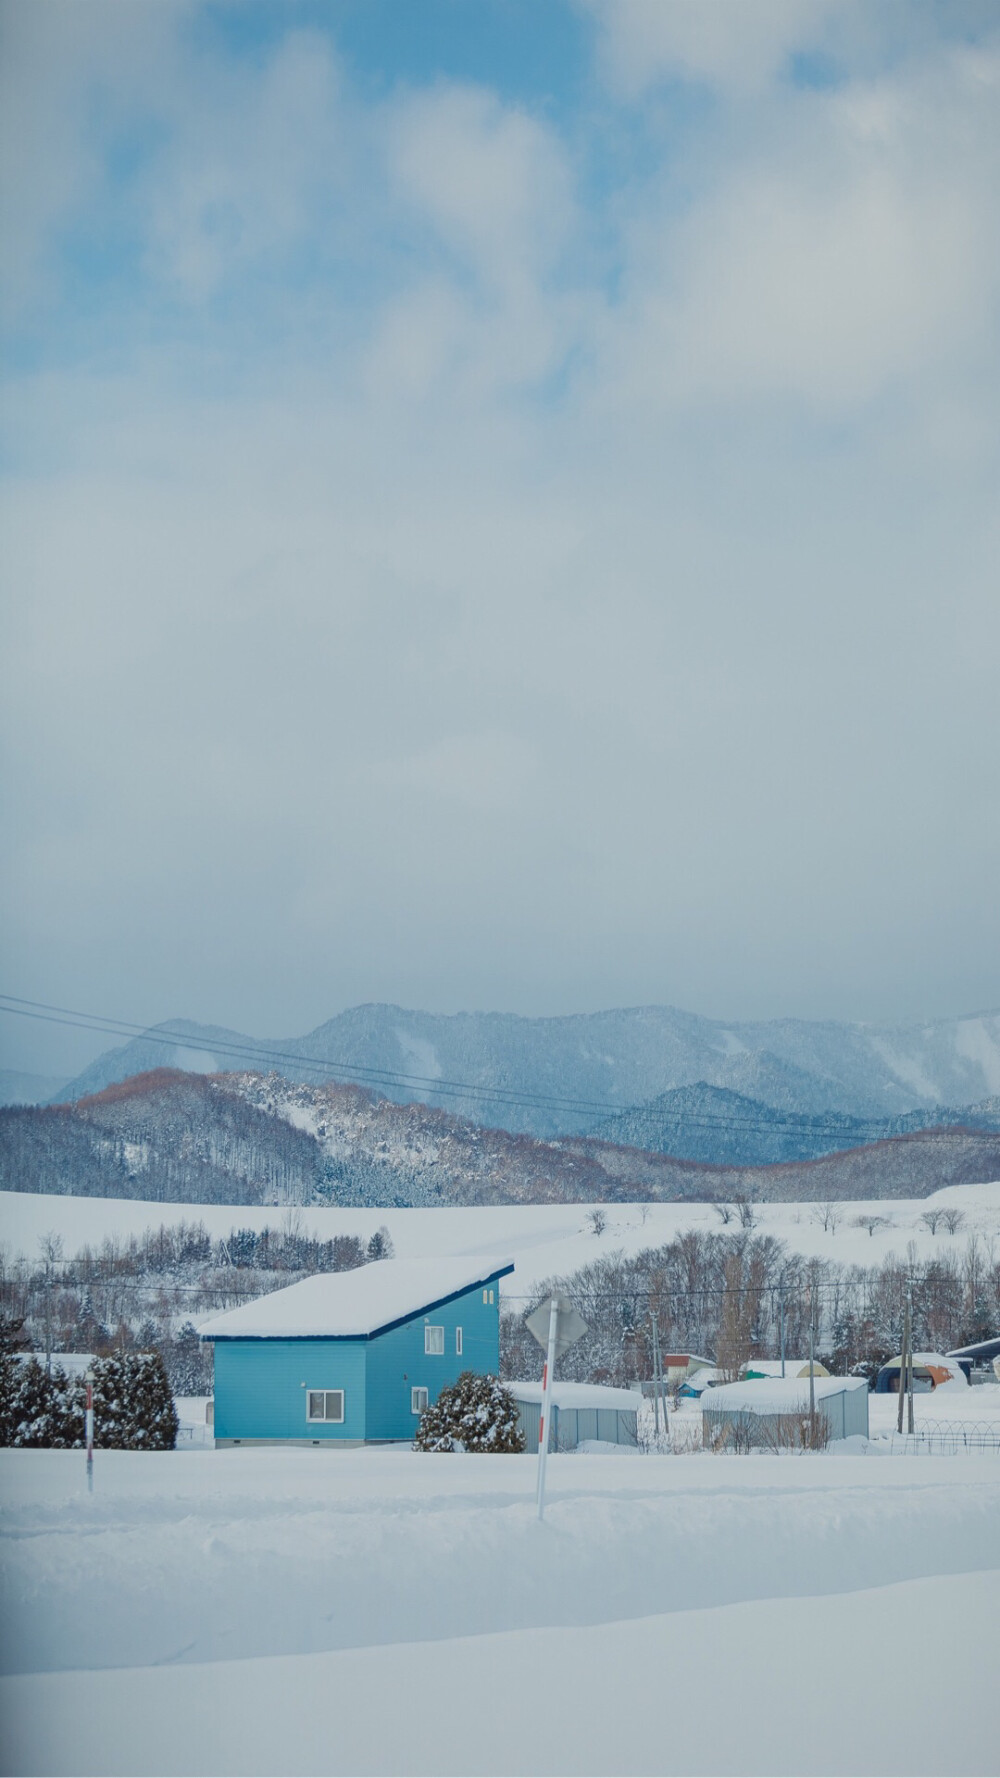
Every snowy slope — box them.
[2,1179,998,1298]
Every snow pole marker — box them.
[85,1375,94,1493]
[535,1297,559,1520]
[525,1292,588,1523]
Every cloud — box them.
[603,45,1000,411]
[581,0,847,95]
[1,5,999,1063]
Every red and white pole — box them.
[85,1379,94,1491]
[536,1297,560,1521]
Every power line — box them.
[0,992,963,1144]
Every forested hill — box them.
[590,1082,1000,1165]
[2,1068,999,1209]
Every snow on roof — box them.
[704,1377,868,1415]
[879,1353,966,1377]
[743,1360,828,1378]
[198,1256,514,1341]
[510,1381,639,1412]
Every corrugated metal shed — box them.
[702,1377,869,1447]
[511,1381,638,1450]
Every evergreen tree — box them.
[366,1226,394,1262]
[413,1372,525,1453]
[90,1351,178,1450]
[0,1311,29,1445]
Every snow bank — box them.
[2,1447,998,1680]
[4,1571,996,1777]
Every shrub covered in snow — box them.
[413,1371,525,1453]
[0,1349,178,1449]
[3,1358,85,1448]
[90,1352,178,1450]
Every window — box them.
[455,1327,463,1356]
[411,1387,429,1414]
[482,1289,488,1303]
[424,1325,444,1355]
[306,1390,344,1423]
[489,1289,494,1305]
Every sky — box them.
[1,0,999,1079]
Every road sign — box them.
[526,1294,588,1363]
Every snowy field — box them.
[2,1176,999,1297]
[2,1182,999,1774]
[1,1445,998,1777]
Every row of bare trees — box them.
[501,1228,999,1388]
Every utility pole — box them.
[808,1280,816,1443]
[779,1279,786,1379]
[649,1311,661,1437]
[897,1286,911,1436]
[903,1280,911,1429]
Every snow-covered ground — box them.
[2,1176,999,1297]
[1,1446,997,1776]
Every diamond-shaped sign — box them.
[525,1293,588,1362]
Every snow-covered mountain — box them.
[46,1003,1000,1139]
[6,1066,1000,1208]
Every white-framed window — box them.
[424,1325,444,1355]
[306,1389,345,1423]
[488,1289,494,1304]
[482,1289,488,1303]
[411,1386,429,1414]
[455,1327,463,1356]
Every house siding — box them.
[213,1338,367,1442]
[364,1281,500,1441]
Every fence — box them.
[873,1419,1000,1455]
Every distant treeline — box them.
[501,1227,1000,1387]
[0,1215,393,1397]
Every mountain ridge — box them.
[39,1001,1000,1139]
[3,1065,1000,1209]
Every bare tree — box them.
[920,1209,943,1235]
[712,1202,734,1226]
[734,1193,756,1231]
[855,1214,889,1238]
[587,1207,607,1237]
[812,1202,842,1234]
[941,1209,965,1235]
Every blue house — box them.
[198,1256,514,1446]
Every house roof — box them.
[743,1360,830,1379]
[511,1381,639,1412]
[198,1256,514,1342]
[704,1377,868,1415]
[878,1352,966,1375]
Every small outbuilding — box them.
[510,1381,639,1450]
[946,1336,1000,1382]
[874,1352,968,1394]
[743,1359,830,1381]
[677,1365,722,1398]
[198,1255,513,1446]
[702,1376,869,1448]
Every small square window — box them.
[306,1389,344,1423]
[412,1386,429,1414]
[455,1327,463,1356]
[424,1325,444,1355]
